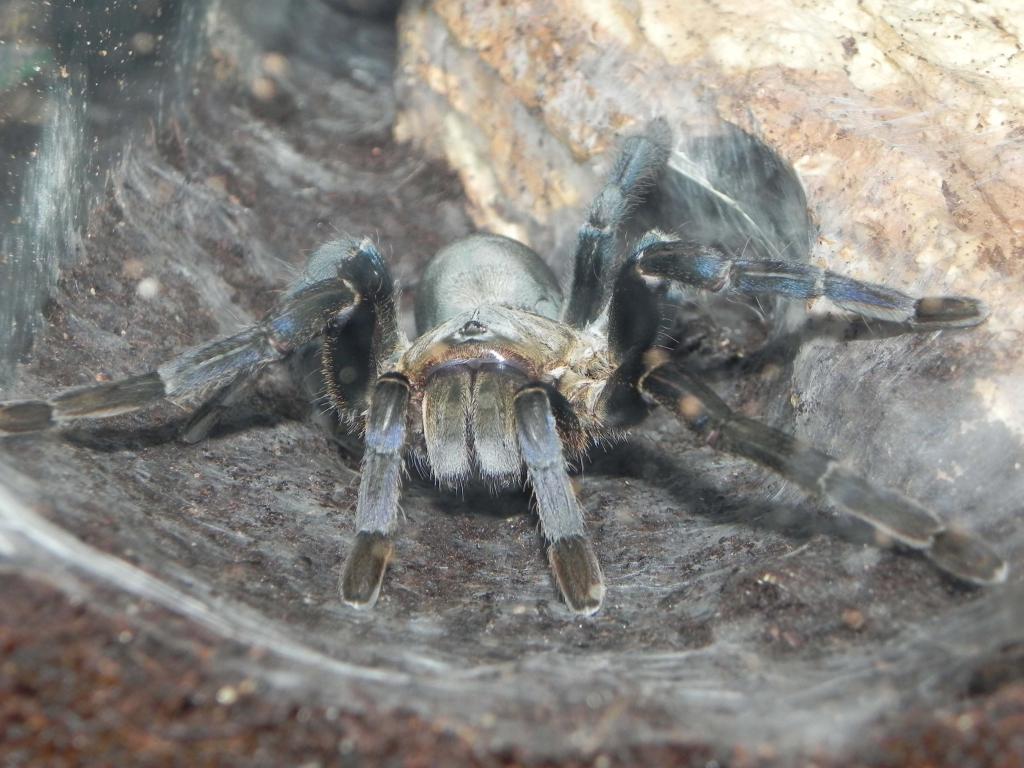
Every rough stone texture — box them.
[1,1,1023,766]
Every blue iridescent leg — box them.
[339,373,409,608]
[0,238,394,435]
[564,120,673,329]
[633,237,986,329]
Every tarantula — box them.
[0,120,1007,615]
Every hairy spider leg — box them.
[597,232,1005,585]
[634,237,988,329]
[595,231,671,428]
[515,385,605,615]
[187,236,402,442]
[641,360,1007,585]
[0,237,404,442]
[564,118,672,328]
[320,236,402,418]
[0,278,358,435]
[340,373,409,607]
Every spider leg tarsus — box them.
[0,400,55,433]
[929,527,1009,585]
[340,530,394,608]
[913,296,988,329]
[548,535,606,616]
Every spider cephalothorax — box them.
[0,120,1007,615]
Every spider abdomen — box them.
[414,233,563,332]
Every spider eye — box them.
[459,320,488,337]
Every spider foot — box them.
[912,296,987,329]
[180,407,223,445]
[0,400,54,434]
[549,536,605,616]
[928,527,1009,585]
[340,531,394,608]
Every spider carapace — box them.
[0,120,1007,614]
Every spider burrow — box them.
[0,119,1008,615]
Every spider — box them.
[0,119,1007,615]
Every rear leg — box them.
[632,236,987,330]
[641,359,1007,585]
